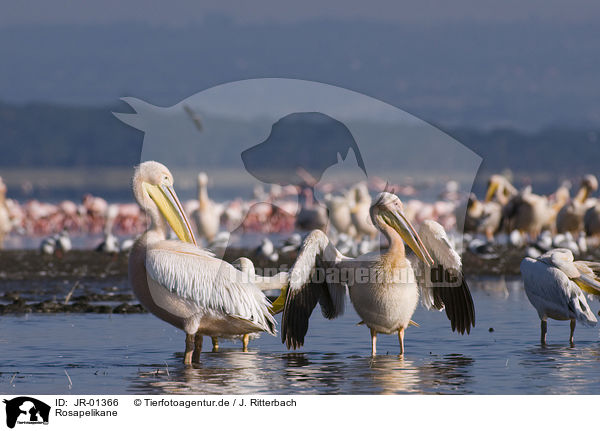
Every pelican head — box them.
[485,175,504,202]
[582,174,598,193]
[133,161,197,245]
[198,172,209,187]
[371,192,434,266]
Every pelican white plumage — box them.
[502,186,550,239]
[556,175,598,234]
[281,192,475,355]
[192,172,221,244]
[462,194,502,240]
[520,249,600,345]
[413,220,475,335]
[129,161,280,364]
[350,182,378,239]
[206,257,288,352]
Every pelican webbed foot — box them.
[211,336,220,352]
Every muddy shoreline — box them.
[1,246,600,314]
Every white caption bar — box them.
[0,395,594,430]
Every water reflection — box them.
[419,354,475,394]
[129,351,477,395]
[2,286,600,394]
[518,343,600,394]
[365,356,421,394]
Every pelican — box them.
[462,193,502,240]
[520,249,599,345]
[556,175,598,234]
[584,201,600,238]
[323,193,355,237]
[0,177,11,249]
[129,161,280,364]
[350,182,378,239]
[502,186,550,239]
[281,192,475,355]
[485,174,518,206]
[192,172,221,244]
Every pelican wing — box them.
[572,261,600,295]
[281,230,349,349]
[417,220,476,334]
[145,240,276,334]
[521,257,597,325]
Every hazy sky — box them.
[2,0,600,26]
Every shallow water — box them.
[1,278,599,395]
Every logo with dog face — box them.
[3,397,50,428]
[115,78,480,242]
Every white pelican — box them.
[0,177,11,249]
[192,172,221,244]
[323,194,355,237]
[502,186,550,239]
[350,182,378,239]
[520,249,600,345]
[485,174,518,206]
[129,161,279,364]
[556,175,598,234]
[281,192,475,355]
[462,193,502,240]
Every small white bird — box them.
[40,235,57,255]
[120,237,135,252]
[56,228,72,253]
[207,231,230,251]
[553,232,579,255]
[520,249,599,345]
[256,238,279,262]
[96,232,120,253]
[280,233,302,254]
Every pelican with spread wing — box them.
[129,161,281,364]
[281,192,475,355]
[521,249,600,345]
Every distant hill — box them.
[0,101,598,198]
[1,19,600,129]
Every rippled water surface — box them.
[1,277,600,395]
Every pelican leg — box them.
[192,332,203,363]
[569,319,576,346]
[370,328,377,356]
[398,328,405,356]
[242,334,250,352]
[184,333,194,365]
[540,320,547,346]
[211,336,220,352]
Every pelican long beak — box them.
[485,180,498,203]
[384,209,434,266]
[144,182,197,246]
